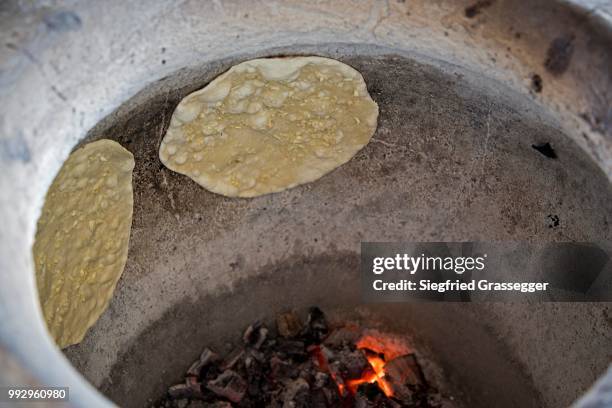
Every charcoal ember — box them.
[308,345,329,376]
[311,372,342,406]
[327,359,342,380]
[199,364,222,384]
[354,383,401,407]
[276,311,303,338]
[391,383,442,408]
[157,309,444,408]
[243,352,266,401]
[358,382,383,400]
[328,361,348,398]
[243,321,269,349]
[256,381,279,407]
[298,367,314,383]
[247,348,266,364]
[296,359,318,382]
[281,377,311,408]
[355,392,379,408]
[206,370,247,403]
[384,354,426,388]
[242,321,260,343]
[362,348,385,362]
[200,347,219,365]
[259,338,277,358]
[270,355,300,380]
[167,384,188,399]
[246,378,265,403]
[220,347,245,371]
[309,389,330,408]
[186,348,219,377]
[333,348,370,380]
[254,327,269,349]
[245,351,264,371]
[167,381,203,400]
[186,375,200,388]
[247,363,268,403]
[302,307,329,343]
[321,385,342,406]
[383,354,430,405]
[386,382,415,403]
[276,339,307,361]
[313,372,330,389]
[310,344,335,370]
[323,325,361,348]
[185,369,200,381]
[317,344,369,385]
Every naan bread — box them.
[160,56,379,197]
[33,139,134,348]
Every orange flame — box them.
[346,353,393,397]
[312,333,404,399]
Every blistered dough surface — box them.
[159,57,379,197]
[33,139,135,348]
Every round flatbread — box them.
[33,139,134,348]
[159,56,379,197]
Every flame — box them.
[355,333,411,361]
[311,333,402,399]
[346,353,393,397]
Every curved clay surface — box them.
[66,51,612,408]
[1,1,612,407]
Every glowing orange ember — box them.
[311,332,409,399]
[356,333,412,361]
[347,352,394,397]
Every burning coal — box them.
[155,307,452,407]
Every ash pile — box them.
[154,307,453,407]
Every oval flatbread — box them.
[159,56,379,197]
[33,139,134,348]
